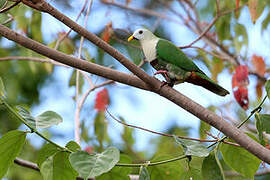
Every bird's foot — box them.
[160,81,168,88]
[154,70,168,76]
[159,81,174,90]
[154,70,171,83]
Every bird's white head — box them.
[128,28,156,42]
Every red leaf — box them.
[252,55,265,76]
[232,65,249,110]
[256,80,263,99]
[233,87,249,110]
[265,143,270,150]
[84,146,93,154]
[94,88,109,111]
[235,65,249,84]
[236,0,240,9]
[126,0,132,5]
[232,73,238,89]
[248,0,265,24]
[102,22,113,43]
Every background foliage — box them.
[1,0,270,179]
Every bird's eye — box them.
[139,30,143,34]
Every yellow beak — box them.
[128,35,134,42]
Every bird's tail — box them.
[186,72,229,96]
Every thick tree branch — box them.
[0,25,149,91]
[2,0,270,163]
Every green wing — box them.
[156,39,204,74]
[155,39,229,96]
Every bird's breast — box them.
[141,39,159,62]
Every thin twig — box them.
[177,0,240,65]
[14,158,39,171]
[74,80,114,137]
[0,97,68,151]
[0,0,21,13]
[0,56,68,67]
[2,14,14,25]
[0,1,8,9]
[179,1,239,49]
[188,46,231,61]
[208,95,268,148]
[179,16,218,48]
[14,158,92,180]
[106,108,240,147]
[74,0,93,145]
[101,0,182,25]
[54,0,89,50]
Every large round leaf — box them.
[220,135,261,178]
[202,151,224,180]
[174,136,209,157]
[97,154,132,180]
[17,106,63,129]
[69,147,120,178]
[0,130,26,178]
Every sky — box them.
[27,0,270,153]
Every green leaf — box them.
[126,43,143,65]
[0,1,5,8]
[30,11,43,42]
[255,113,265,146]
[215,14,232,41]
[68,70,84,94]
[120,117,135,147]
[202,151,224,180]
[41,151,78,180]
[148,155,185,180]
[234,23,248,53]
[69,147,120,178]
[97,154,132,180]
[262,12,270,31]
[16,106,34,127]
[17,106,63,129]
[255,113,270,146]
[37,143,60,168]
[94,111,108,150]
[139,167,150,180]
[211,58,224,82]
[0,77,6,97]
[257,114,270,133]
[265,80,270,100]
[35,111,63,128]
[199,121,211,139]
[53,151,78,180]
[174,136,209,157]
[180,167,202,180]
[220,137,261,178]
[65,141,81,152]
[248,0,266,24]
[40,156,53,180]
[0,130,26,178]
